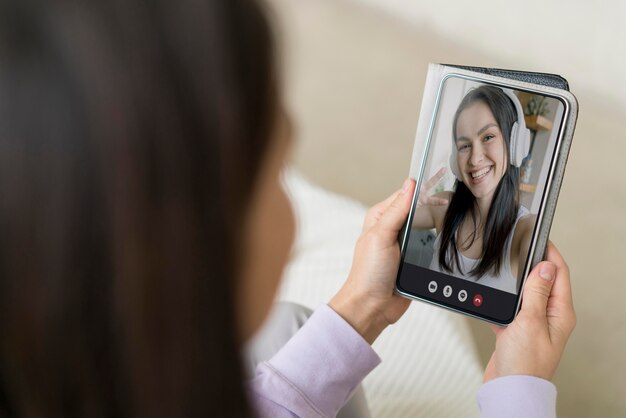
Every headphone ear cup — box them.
[509,121,519,165]
[501,88,531,167]
[449,148,461,180]
[509,121,531,167]
[518,125,531,166]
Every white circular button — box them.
[428,281,438,293]
[458,289,468,302]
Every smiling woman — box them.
[410,85,535,294]
[438,86,535,291]
[454,106,507,200]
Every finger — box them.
[519,260,557,319]
[544,242,574,310]
[425,196,449,206]
[374,178,416,236]
[363,189,402,231]
[422,167,446,191]
[363,178,416,231]
[544,242,576,333]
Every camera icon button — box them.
[428,281,438,293]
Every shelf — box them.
[520,183,536,193]
[524,115,553,131]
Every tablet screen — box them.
[396,75,567,323]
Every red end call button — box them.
[473,294,483,307]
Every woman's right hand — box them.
[417,167,448,207]
[483,242,576,382]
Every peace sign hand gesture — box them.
[417,167,449,207]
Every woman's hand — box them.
[329,179,416,344]
[411,168,449,230]
[417,167,448,207]
[483,242,576,382]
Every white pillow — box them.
[278,169,483,418]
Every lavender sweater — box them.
[249,305,556,418]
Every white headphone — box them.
[449,87,530,180]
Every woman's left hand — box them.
[329,179,416,344]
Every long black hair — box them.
[438,85,521,278]
[0,0,275,417]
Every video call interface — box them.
[396,76,565,320]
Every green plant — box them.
[524,96,549,117]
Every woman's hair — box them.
[438,85,521,278]
[0,0,276,417]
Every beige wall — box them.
[356,0,626,108]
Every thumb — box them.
[520,261,557,318]
[375,179,415,235]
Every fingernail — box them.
[539,263,555,281]
[401,179,410,194]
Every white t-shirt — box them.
[429,206,530,294]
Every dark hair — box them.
[0,0,276,417]
[438,85,521,278]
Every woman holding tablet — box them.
[0,1,575,417]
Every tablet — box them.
[395,64,578,325]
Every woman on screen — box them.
[412,85,536,294]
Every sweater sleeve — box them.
[478,375,557,418]
[248,304,381,418]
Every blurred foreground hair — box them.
[0,0,276,416]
